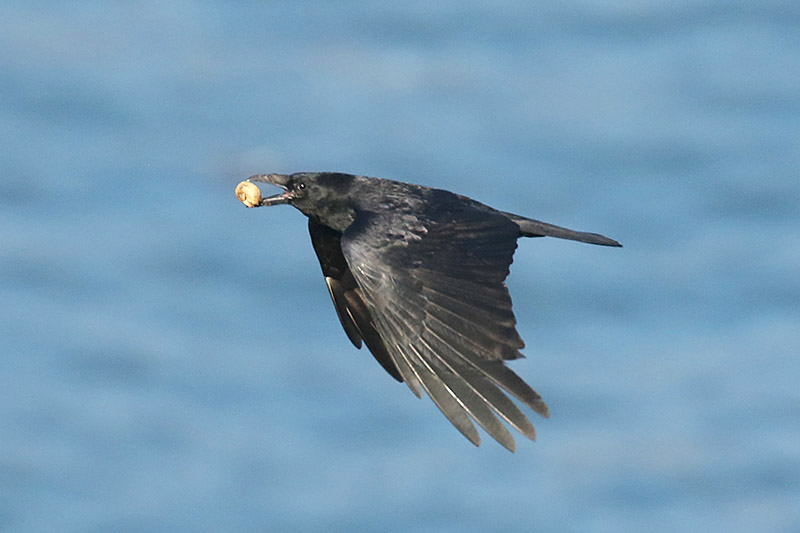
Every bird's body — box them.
[236,172,621,451]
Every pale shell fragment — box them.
[235,181,262,208]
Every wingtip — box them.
[534,400,550,419]
[521,422,537,442]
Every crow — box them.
[235,172,621,451]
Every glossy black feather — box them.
[341,208,547,451]
[308,220,402,382]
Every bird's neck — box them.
[305,204,357,233]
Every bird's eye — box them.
[296,183,306,191]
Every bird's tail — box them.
[503,212,622,247]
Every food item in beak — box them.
[236,181,262,208]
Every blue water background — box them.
[2,2,799,531]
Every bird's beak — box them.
[245,174,293,206]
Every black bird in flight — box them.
[235,172,621,451]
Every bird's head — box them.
[237,172,359,231]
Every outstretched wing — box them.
[308,219,402,381]
[340,205,549,452]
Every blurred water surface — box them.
[1,1,799,531]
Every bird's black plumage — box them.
[238,171,621,451]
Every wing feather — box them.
[372,305,423,397]
[342,207,549,449]
[416,338,518,451]
[309,220,403,381]
[390,280,518,450]
[406,344,482,447]
[420,327,538,439]
[324,277,362,348]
